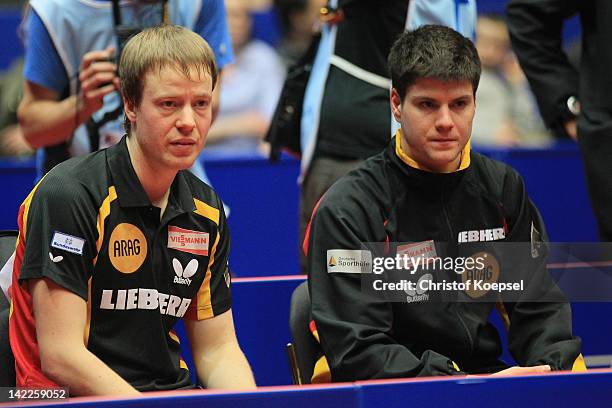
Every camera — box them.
[115,24,142,65]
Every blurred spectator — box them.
[507,0,612,242]
[0,1,33,158]
[471,14,552,147]
[18,0,233,179]
[0,58,33,158]
[205,0,285,155]
[274,0,324,67]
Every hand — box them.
[0,125,34,156]
[489,365,551,376]
[564,119,578,141]
[78,47,120,118]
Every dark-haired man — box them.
[306,25,584,382]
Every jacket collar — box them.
[387,133,471,187]
[106,136,196,214]
[394,129,471,172]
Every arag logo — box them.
[173,258,198,286]
[109,223,147,274]
[462,252,500,299]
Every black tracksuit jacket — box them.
[306,138,581,381]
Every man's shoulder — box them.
[36,150,108,204]
[469,151,525,197]
[179,170,224,218]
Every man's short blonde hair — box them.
[119,24,218,134]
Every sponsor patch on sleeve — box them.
[168,226,209,256]
[51,231,85,255]
[530,222,543,258]
[327,249,372,273]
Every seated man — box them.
[305,25,584,381]
[9,25,255,395]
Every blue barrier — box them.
[0,7,21,71]
[477,143,598,242]
[0,157,37,228]
[204,154,300,277]
[10,370,612,407]
[175,276,304,387]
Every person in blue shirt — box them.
[18,0,234,178]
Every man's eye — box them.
[161,101,175,108]
[195,100,209,108]
[420,101,435,109]
[454,100,468,108]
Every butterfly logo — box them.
[172,258,198,286]
[49,252,64,263]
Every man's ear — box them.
[123,97,137,123]
[390,88,402,122]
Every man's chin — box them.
[426,152,462,172]
[170,157,198,171]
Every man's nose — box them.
[435,105,454,131]
[176,105,196,133]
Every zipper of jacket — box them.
[441,183,475,355]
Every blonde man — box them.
[9,25,254,395]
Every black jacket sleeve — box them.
[501,171,582,370]
[506,0,580,133]
[308,199,461,381]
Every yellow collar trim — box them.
[395,129,471,172]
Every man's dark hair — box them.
[388,25,481,101]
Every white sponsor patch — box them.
[327,249,372,273]
[530,222,543,258]
[458,227,506,243]
[167,226,209,256]
[51,231,85,255]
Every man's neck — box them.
[126,136,176,216]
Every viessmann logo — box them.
[168,226,209,256]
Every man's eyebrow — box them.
[410,95,438,100]
[153,91,212,99]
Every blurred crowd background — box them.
[0,0,582,160]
